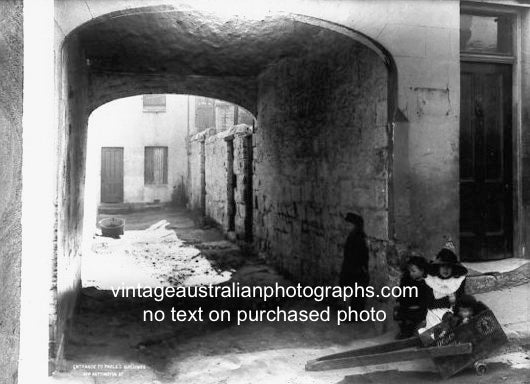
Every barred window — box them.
[143,94,166,112]
[144,146,168,184]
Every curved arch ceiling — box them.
[77,9,373,77]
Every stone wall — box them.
[254,38,389,285]
[233,133,252,238]
[0,0,22,382]
[205,134,229,226]
[187,138,203,212]
[53,0,469,275]
[88,71,257,118]
[51,33,89,368]
[188,125,253,239]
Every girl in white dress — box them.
[418,244,468,334]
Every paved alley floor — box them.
[51,207,530,384]
[475,282,530,341]
[82,217,233,288]
[57,207,384,383]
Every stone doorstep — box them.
[505,324,530,346]
[465,260,530,295]
[463,258,530,275]
[98,203,167,214]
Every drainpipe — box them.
[187,95,190,136]
[233,105,239,125]
[186,95,190,206]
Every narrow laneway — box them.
[52,206,529,383]
[60,207,383,382]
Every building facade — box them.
[14,0,529,375]
[86,94,189,208]
[84,94,254,217]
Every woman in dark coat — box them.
[339,213,369,312]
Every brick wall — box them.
[253,38,390,285]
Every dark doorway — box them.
[101,147,124,203]
[243,134,253,241]
[460,62,513,261]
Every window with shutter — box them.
[143,94,166,112]
[144,147,168,184]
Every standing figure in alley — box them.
[340,212,369,312]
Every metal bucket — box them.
[99,217,125,238]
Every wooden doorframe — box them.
[512,10,525,260]
[459,4,524,259]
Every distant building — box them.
[85,94,254,208]
[86,94,188,207]
[194,96,255,134]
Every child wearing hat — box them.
[393,255,430,339]
[418,241,468,334]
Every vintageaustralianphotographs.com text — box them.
[110,282,418,302]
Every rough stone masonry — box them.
[186,34,396,295]
[0,1,22,383]
[253,36,390,286]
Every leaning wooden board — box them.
[306,310,507,379]
[305,343,472,371]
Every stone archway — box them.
[52,4,398,368]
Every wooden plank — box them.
[428,343,472,358]
[305,344,472,372]
[307,337,420,363]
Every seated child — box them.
[418,242,468,334]
[443,294,490,327]
[393,256,430,339]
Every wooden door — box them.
[460,63,512,261]
[101,147,124,203]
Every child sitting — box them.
[443,294,490,327]
[418,242,468,334]
[393,256,430,339]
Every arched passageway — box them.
[52,4,397,373]
[83,94,256,247]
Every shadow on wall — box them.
[253,36,391,287]
[53,6,406,371]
